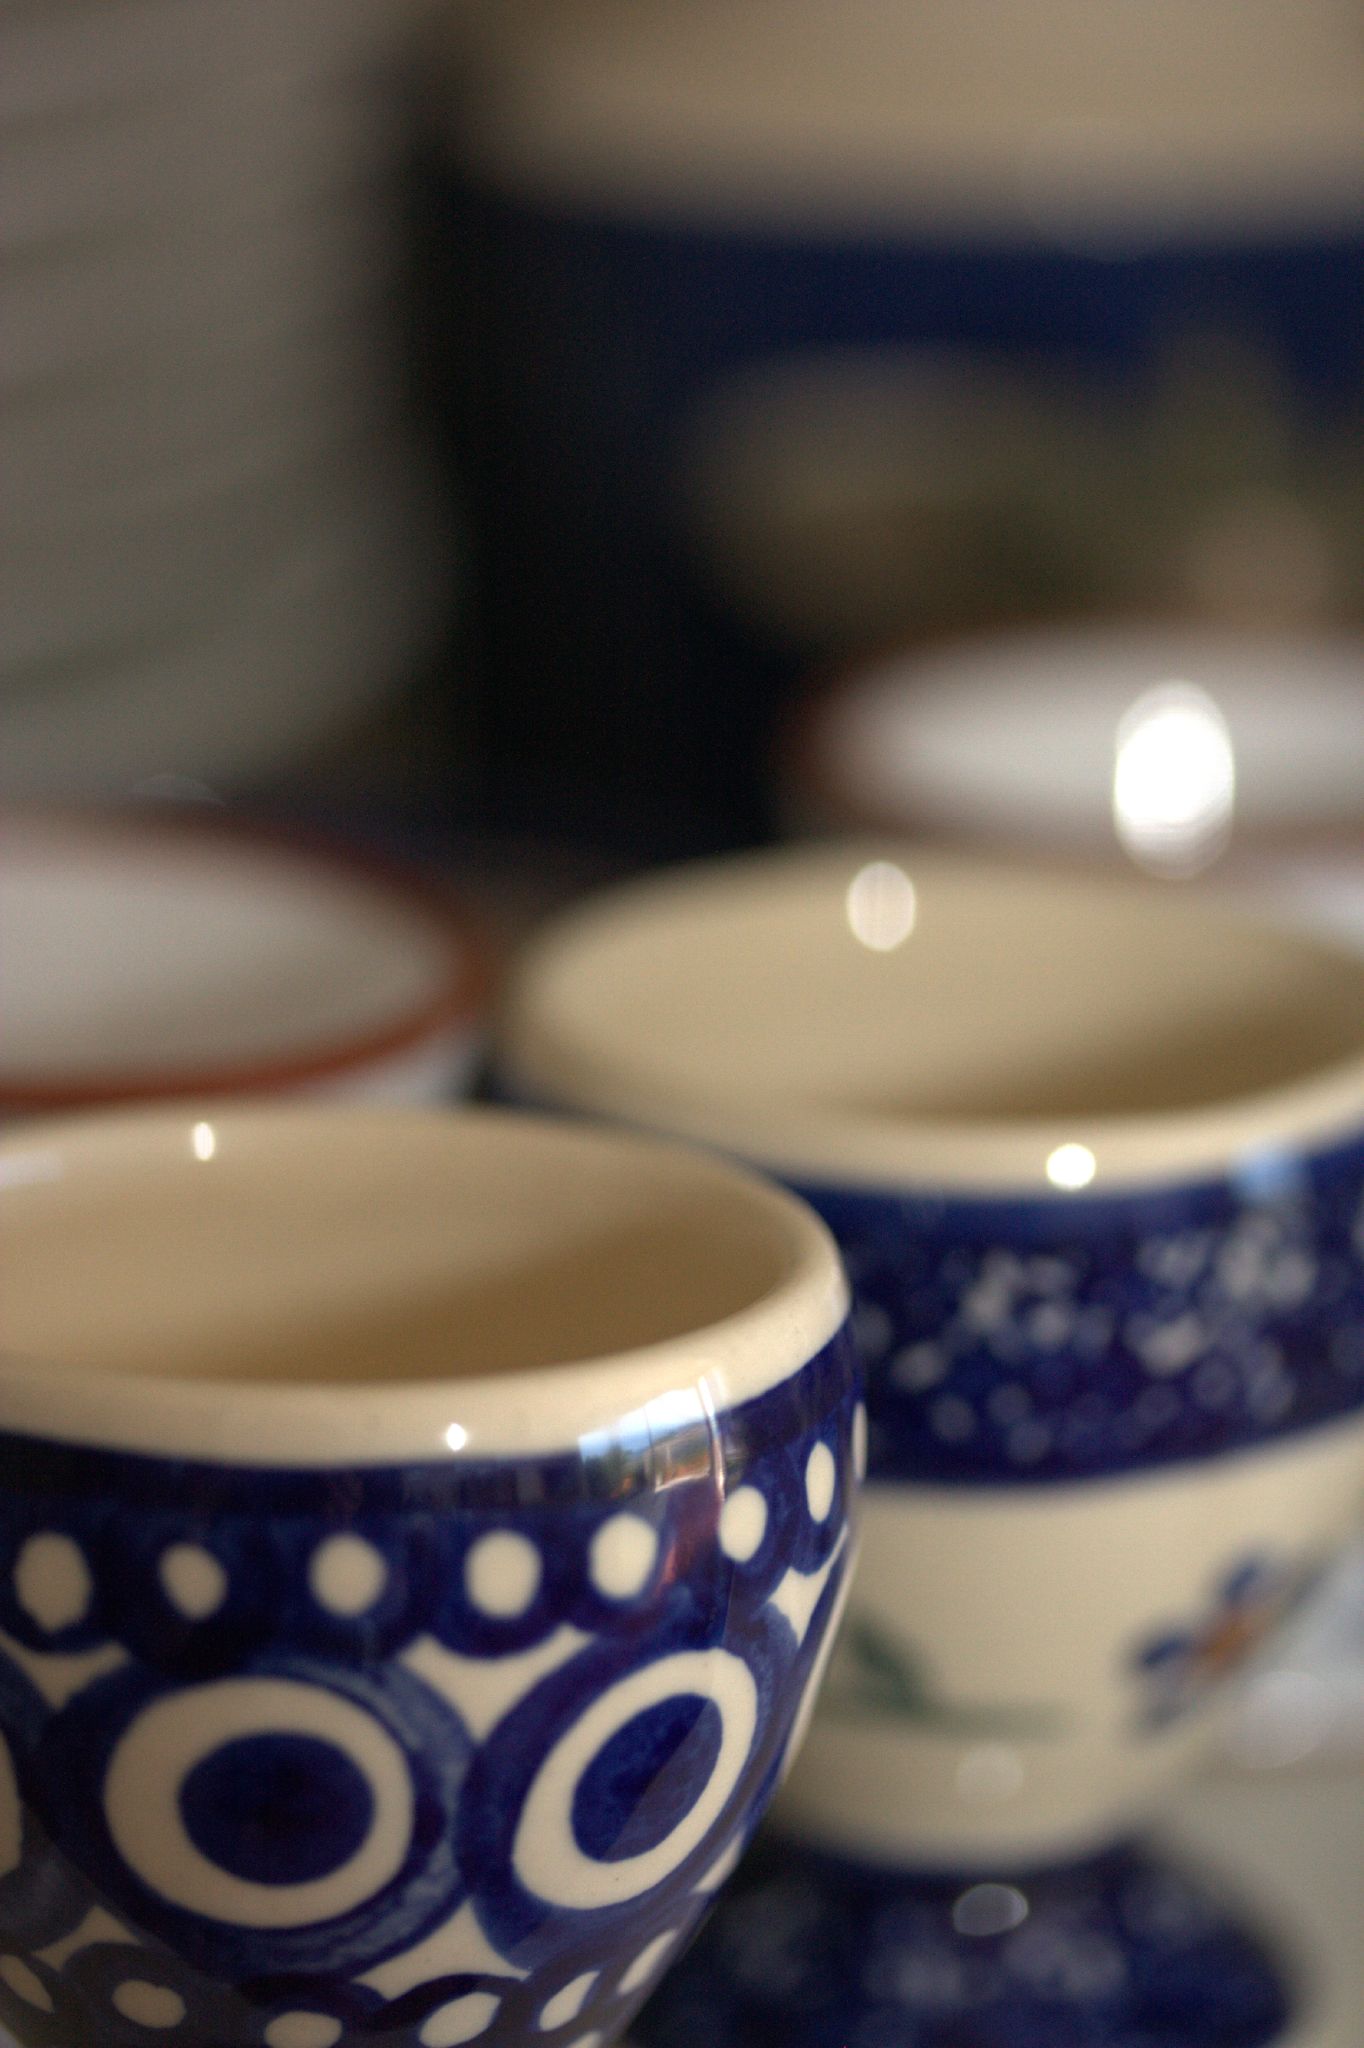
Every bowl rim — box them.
[499,841,1364,1195]
[0,1103,851,1465]
[0,802,495,1111]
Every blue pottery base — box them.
[630,1830,1294,2048]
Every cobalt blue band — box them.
[795,1130,1364,1484]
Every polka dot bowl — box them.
[0,1106,861,2048]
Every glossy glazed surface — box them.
[800,629,1364,851]
[499,846,1364,1987]
[0,1109,859,2046]
[0,1339,859,2048]
[500,846,1364,1190]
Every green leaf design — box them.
[823,1610,1068,1737]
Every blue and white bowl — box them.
[0,1106,860,2048]
[499,845,1364,2045]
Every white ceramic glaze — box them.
[0,1106,848,1463]
[799,628,1364,854]
[0,809,488,1113]
[499,843,1364,1192]
[780,1418,1364,1863]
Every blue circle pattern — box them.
[574,1698,724,1862]
[180,1734,376,1886]
[796,1130,1364,1484]
[0,1325,858,2047]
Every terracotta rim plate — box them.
[0,806,492,1111]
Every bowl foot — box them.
[631,1830,1295,2047]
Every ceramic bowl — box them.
[0,1105,860,2048]
[0,808,490,1116]
[787,625,1364,865]
[499,845,1364,2046]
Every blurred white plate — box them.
[5,193,395,387]
[4,77,395,256]
[0,462,444,798]
[0,0,403,128]
[2,318,398,499]
[798,626,1364,852]
[0,805,488,1112]
[1157,1765,1364,2048]
[2,437,414,671]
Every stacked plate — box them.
[1,0,443,797]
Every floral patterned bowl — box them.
[0,1106,860,2048]
[498,845,1364,2047]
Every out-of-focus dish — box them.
[0,807,491,1112]
[787,626,1364,865]
[0,0,441,798]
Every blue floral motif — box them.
[796,1130,1364,1483]
[1132,1557,1320,1731]
[0,1326,859,2048]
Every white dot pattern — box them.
[589,1514,658,1601]
[308,1535,388,1617]
[420,1991,500,2046]
[159,1544,228,1621]
[14,1533,91,1633]
[264,2015,344,2048]
[465,1531,542,1619]
[538,1970,597,2029]
[112,1981,186,2028]
[0,1957,51,2011]
[618,1928,678,1996]
[719,1488,768,1563]
[804,1441,836,1523]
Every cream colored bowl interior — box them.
[0,1107,845,1461]
[502,847,1364,1190]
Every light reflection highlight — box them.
[444,1422,469,1454]
[1226,1668,1336,1771]
[0,1151,64,1191]
[1112,682,1236,877]
[190,1122,217,1162]
[952,1882,1030,1938]
[846,861,917,951]
[955,1743,1026,1805]
[1046,1143,1097,1191]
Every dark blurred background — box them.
[6,0,1360,875]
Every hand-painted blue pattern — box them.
[797,1131,1364,1483]
[1132,1555,1321,1731]
[632,1832,1291,2048]
[0,1327,859,2048]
